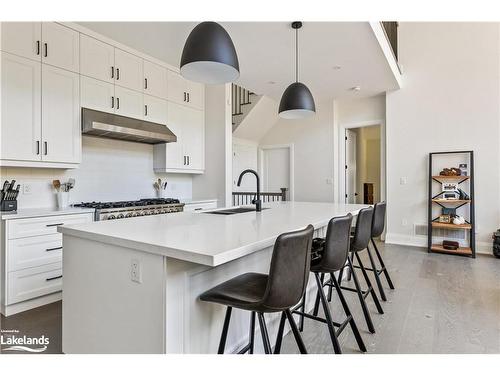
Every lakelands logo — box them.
[0,329,49,353]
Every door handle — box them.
[116,97,120,110]
[111,66,114,79]
[36,141,40,155]
[44,141,48,155]
[183,92,186,102]
[144,78,148,89]
[46,275,62,282]
[144,105,148,116]
[46,223,64,227]
[36,41,40,55]
[187,156,190,165]
[44,43,48,57]
[116,68,120,80]
[187,92,190,102]
[46,246,63,252]
[111,96,114,108]
[183,156,186,165]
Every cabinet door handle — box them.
[187,92,190,102]
[46,275,62,282]
[111,66,114,79]
[144,105,148,116]
[187,156,190,165]
[36,141,40,155]
[46,246,63,252]
[144,78,148,89]
[116,68,120,80]
[46,223,64,227]
[183,156,186,165]
[44,42,48,57]
[111,96,114,108]
[44,141,48,155]
[116,97,120,110]
[183,92,186,102]
[36,41,40,55]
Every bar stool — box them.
[352,202,394,301]
[335,206,384,334]
[276,214,366,354]
[199,225,314,354]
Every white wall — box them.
[259,100,335,202]
[0,136,193,209]
[385,22,500,252]
[192,84,232,207]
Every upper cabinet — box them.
[41,22,79,73]
[0,22,42,61]
[80,35,115,83]
[114,49,143,92]
[1,22,79,72]
[143,60,168,99]
[167,70,204,111]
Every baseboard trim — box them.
[385,233,491,255]
[1,292,62,317]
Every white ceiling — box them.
[78,22,399,101]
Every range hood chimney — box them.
[82,108,177,144]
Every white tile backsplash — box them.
[0,136,193,209]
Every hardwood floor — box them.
[0,243,498,354]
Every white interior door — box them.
[233,143,258,191]
[345,129,357,203]
[261,147,290,199]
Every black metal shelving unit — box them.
[427,151,475,258]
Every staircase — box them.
[232,83,261,131]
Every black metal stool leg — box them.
[355,252,384,314]
[274,311,286,354]
[331,274,366,352]
[258,313,272,354]
[372,238,395,289]
[312,272,324,317]
[249,311,256,354]
[327,273,334,302]
[285,309,308,354]
[315,273,342,354]
[218,306,232,354]
[366,243,387,301]
[346,252,354,281]
[348,256,376,333]
[299,291,306,332]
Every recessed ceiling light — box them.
[333,65,341,70]
[350,86,361,91]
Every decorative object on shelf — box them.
[153,178,168,199]
[180,22,240,84]
[278,21,316,119]
[442,240,459,250]
[492,229,500,258]
[439,167,462,176]
[428,151,475,258]
[0,180,20,212]
[459,163,468,176]
[438,214,451,223]
[53,178,75,209]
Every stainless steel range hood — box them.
[82,108,177,144]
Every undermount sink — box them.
[205,207,269,215]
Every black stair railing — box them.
[232,83,253,117]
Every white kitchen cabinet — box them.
[80,75,115,113]
[115,48,143,92]
[143,94,168,125]
[183,201,218,212]
[167,70,204,110]
[114,85,144,119]
[143,60,168,99]
[80,34,115,83]
[41,64,81,163]
[0,52,42,162]
[41,22,79,73]
[153,101,204,173]
[0,22,42,61]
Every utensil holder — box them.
[56,192,70,209]
[156,189,166,199]
[0,200,17,212]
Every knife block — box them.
[0,199,17,212]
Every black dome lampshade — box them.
[278,21,316,119]
[180,22,240,84]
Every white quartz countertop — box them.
[58,201,368,266]
[1,206,95,220]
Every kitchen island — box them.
[58,201,368,354]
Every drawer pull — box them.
[194,208,203,211]
[46,246,63,252]
[46,275,62,282]
[46,223,64,227]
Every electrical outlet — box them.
[131,259,142,283]
[23,184,32,195]
[326,178,333,185]
[400,177,407,185]
[402,219,408,226]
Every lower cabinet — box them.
[1,212,93,316]
[183,201,218,212]
[153,101,205,174]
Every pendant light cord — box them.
[295,27,299,82]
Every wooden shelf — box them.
[432,175,469,181]
[431,222,472,230]
[432,199,471,204]
[430,245,472,256]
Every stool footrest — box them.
[237,343,252,354]
[338,285,372,299]
[352,264,386,276]
[291,309,352,337]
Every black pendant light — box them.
[278,22,316,119]
[180,22,240,84]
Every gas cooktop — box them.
[74,198,181,210]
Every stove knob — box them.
[145,211,151,215]
[160,209,167,214]
[139,212,145,216]
[108,215,116,220]
[117,214,124,219]
[129,213,135,217]
[155,210,161,214]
